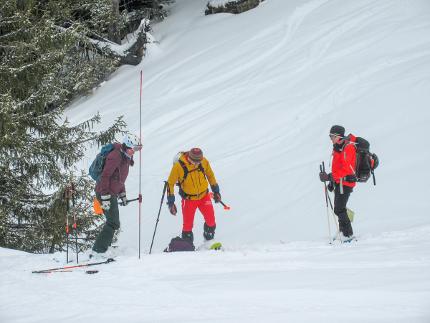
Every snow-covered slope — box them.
[67,0,430,249]
[2,0,430,322]
[2,226,430,323]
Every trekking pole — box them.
[64,189,70,264]
[320,163,332,244]
[32,258,115,274]
[149,181,168,254]
[70,183,79,264]
[138,69,143,259]
[372,169,376,185]
[326,191,341,242]
[119,197,140,206]
[322,162,341,241]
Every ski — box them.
[342,236,357,243]
[209,242,222,250]
[32,258,115,274]
[196,241,223,251]
[332,236,357,244]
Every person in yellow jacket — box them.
[166,148,221,243]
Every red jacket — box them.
[331,134,357,188]
[95,143,133,196]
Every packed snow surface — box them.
[2,0,430,322]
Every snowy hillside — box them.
[2,0,430,322]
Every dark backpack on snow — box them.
[88,143,115,182]
[164,236,195,252]
[352,137,379,185]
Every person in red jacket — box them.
[91,134,142,257]
[319,125,356,239]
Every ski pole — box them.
[70,183,78,264]
[320,163,332,244]
[32,258,115,274]
[65,218,69,263]
[325,185,340,237]
[64,188,70,263]
[322,162,341,241]
[119,197,140,206]
[149,181,168,254]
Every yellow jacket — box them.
[167,154,217,200]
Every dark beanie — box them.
[330,125,345,137]
[188,148,203,162]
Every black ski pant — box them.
[93,194,120,253]
[333,184,353,237]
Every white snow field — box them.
[1,0,430,322]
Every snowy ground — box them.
[2,0,430,322]
[2,226,430,323]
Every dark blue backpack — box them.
[88,143,115,182]
[164,236,195,252]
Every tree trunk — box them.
[109,0,121,44]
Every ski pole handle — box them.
[320,162,329,207]
[119,197,140,207]
[209,192,230,210]
[219,200,231,210]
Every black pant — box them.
[93,194,120,253]
[333,184,353,237]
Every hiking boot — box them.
[181,231,194,242]
[88,251,109,261]
[339,233,356,243]
[203,223,216,241]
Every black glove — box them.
[167,195,177,215]
[118,192,128,206]
[211,184,221,203]
[213,192,221,203]
[327,181,334,192]
[319,171,332,182]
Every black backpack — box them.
[164,236,195,252]
[353,137,379,185]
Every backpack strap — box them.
[177,159,207,199]
[342,138,357,182]
[177,159,189,186]
[177,159,206,185]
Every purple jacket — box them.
[95,143,133,196]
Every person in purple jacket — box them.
[91,134,142,258]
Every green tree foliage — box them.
[0,0,133,252]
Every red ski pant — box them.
[181,193,215,232]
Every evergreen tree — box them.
[0,0,171,252]
[0,0,126,252]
